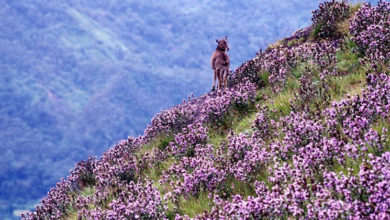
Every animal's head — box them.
[216,36,229,51]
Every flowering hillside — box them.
[23,1,389,219]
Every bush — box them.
[230,57,262,88]
[349,0,390,70]
[70,156,97,191]
[312,0,350,39]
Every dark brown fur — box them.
[210,36,230,90]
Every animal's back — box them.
[210,50,218,70]
[211,50,229,70]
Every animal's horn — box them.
[225,36,228,40]
[216,39,219,43]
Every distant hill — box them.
[0,0,379,219]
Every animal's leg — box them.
[219,69,224,91]
[217,69,222,91]
[212,69,217,91]
[219,68,225,90]
[224,68,229,89]
[221,68,226,89]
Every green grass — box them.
[81,186,95,197]
[208,129,227,148]
[372,118,390,138]
[144,157,175,183]
[233,112,257,134]
[64,187,94,220]
[322,40,366,101]
[257,169,272,189]
[65,188,96,220]
[350,2,363,13]
[177,191,213,218]
[287,37,305,48]
[310,23,323,40]
[268,39,284,50]
[336,42,361,72]
[65,213,78,220]
[266,78,299,117]
[336,2,363,37]
[328,67,365,101]
[157,135,175,151]
[210,76,296,144]
[370,118,390,155]
[268,92,293,116]
[136,134,174,157]
[291,62,320,79]
[227,177,256,198]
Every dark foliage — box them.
[312,0,350,39]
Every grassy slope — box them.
[173,50,367,218]
[65,4,390,218]
[65,44,369,219]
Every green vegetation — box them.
[41,1,390,217]
[178,191,213,218]
[183,44,367,217]
[63,39,375,219]
[6,2,328,218]
[81,187,95,197]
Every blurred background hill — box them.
[0,0,377,218]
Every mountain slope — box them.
[1,1,338,217]
[22,1,390,219]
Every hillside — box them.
[23,1,389,219]
[0,1,329,217]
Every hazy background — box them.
[0,0,377,218]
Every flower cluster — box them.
[78,179,166,219]
[200,80,256,124]
[144,104,195,140]
[161,144,227,201]
[230,54,263,87]
[145,79,256,139]
[200,92,232,124]
[252,105,276,140]
[310,41,340,70]
[69,156,97,191]
[179,73,389,219]
[262,47,296,91]
[21,179,73,219]
[312,0,350,39]
[291,69,331,113]
[94,137,143,189]
[22,137,148,219]
[313,152,390,219]
[233,40,340,93]
[324,73,390,149]
[226,133,270,182]
[350,0,390,69]
[169,123,208,158]
[230,79,257,108]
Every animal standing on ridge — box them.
[210,36,230,91]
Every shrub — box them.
[290,68,331,114]
[70,156,97,191]
[144,103,195,139]
[349,0,390,69]
[230,56,263,88]
[312,0,350,39]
